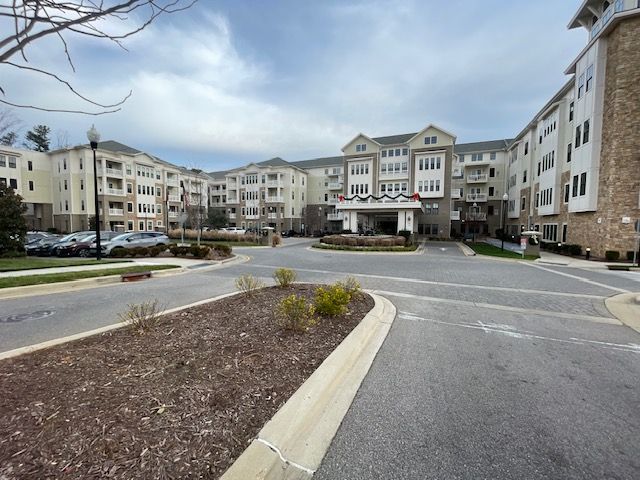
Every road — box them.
[2,240,639,479]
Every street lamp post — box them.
[87,125,101,261]
[471,202,478,242]
[501,193,509,251]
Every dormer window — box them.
[424,135,437,145]
[355,143,367,152]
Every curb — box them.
[0,291,243,361]
[221,292,396,480]
[306,245,423,256]
[605,292,640,334]
[0,254,248,300]
[456,242,476,256]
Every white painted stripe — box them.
[521,262,630,293]
[255,438,316,475]
[245,264,607,300]
[375,290,619,325]
[398,312,640,353]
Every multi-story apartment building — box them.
[505,0,640,257]
[451,140,511,238]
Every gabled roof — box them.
[372,133,417,145]
[290,156,343,168]
[256,157,290,167]
[94,140,142,155]
[207,170,230,180]
[454,139,512,154]
[341,133,379,152]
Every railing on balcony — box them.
[168,195,180,202]
[466,193,487,202]
[98,167,124,177]
[450,211,461,221]
[467,173,488,183]
[267,213,277,219]
[267,180,283,188]
[166,178,179,187]
[328,198,339,204]
[379,170,409,178]
[590,0,625,40]
[327,213,343,221]
[328,182,343,190]
[105,188,124,196]
[266,196,284,203]
[228,213,237,219]
[466,212,487,221]
[108,208,124,216]
[451,190,462,200]
[168,212,179,218]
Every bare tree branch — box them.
[0,0,198,115]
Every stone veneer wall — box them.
[569,17,640,258]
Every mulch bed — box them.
[0,285,374,479]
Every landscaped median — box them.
[465,242,539,260]
[0,271,393,479]
[313,233,418,252]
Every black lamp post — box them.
[471,202,478,242]
[87,125,101,260]
[501,193,509,251]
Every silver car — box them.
[100,232,169,256]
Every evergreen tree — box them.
[24,125,51,152]
[207,208,228,229]
[0,131,18,146]
[0,184,27,256]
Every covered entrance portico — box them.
[336,199,424,234]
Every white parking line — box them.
[245,264,608,300]
[521,262,630,293]
[398,312,640,354]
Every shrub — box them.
[605,250,620,261]
[214,244,232,257]
[272,234,282,247]
[398,230,412,245]
[276,294,316,332]
[148,246,163,257]
[110,247,127,258]
[118,299,163,333]
[314,284,351,316]
[134,246,149,257]
[394,236,406,246]
[235,274,265,296]
[569,244,582,256]
[345,237,358,247]
[337,275,362,298]
[356,236,366,246]
[273,268,296,287]
[380,238,394,247]
[627,251,636,261]
[167,228,259,244]
[190,245,210,258]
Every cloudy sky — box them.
[1,0,586,172]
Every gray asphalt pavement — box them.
[1,239,639,478]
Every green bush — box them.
[314,284,351,316]
[398,230,412,245]
[148,246,163,257]
[214,244,232,256]
[134,246,149,257]
[118,299,163,334]
[273,268,296,287]
[110,247,127,258]
[337,275,362,298]
[605,250,620,261]
[627,251,636,261]
[190,245,210,258]
[569,244,582,256]
[276,294,316,332]
[235,274,264,296]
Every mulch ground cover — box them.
[0,285,374,479]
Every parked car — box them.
[61,232,120,257]
[48,231,96,256]
[25,236,62,256]
[224,227,247,235]
[100,232,169,256]
[26,231,52,245]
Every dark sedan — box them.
[63,232,120,257]
[25,236,62,256]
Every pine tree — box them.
[0,131,18,146]
[0,183,27,256]
[24,125,51,152]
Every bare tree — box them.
[0,107,22,145]
[54,128,71,149]
[0,0,198,115]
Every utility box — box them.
[261,227,275,246]
[521,231,541,257]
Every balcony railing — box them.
[451,190,462,200]
[228,213,237,219]
[590,0,625,40]
[328,182,343,190]
[466,193,487,202]
[105,188,124,196]
[450,211,461,221]
[168,195,180,202]
[327,213,343,221]
[168,212,179,218]
[266,196,284,203]
[467,173,488,183]
[267,180,283,188]
[98,167,123,177]
[379,170,408,178]
[465,212,487,221]
[166,178,179,187]
[267,213,277,219]
[108,208,124,216]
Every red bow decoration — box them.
[412,192,420,201]
[338,195,345,202]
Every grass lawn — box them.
[0,257,126,272]
[468,242,538,260]
[0,265,177,289]
[312,243,418,252]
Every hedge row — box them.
[540,242,582,256]
[168,229,258,243]
[110,243,232,259]
[320,235,406,247]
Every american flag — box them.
[181,180,190,209]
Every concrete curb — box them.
[0,254,248,300]
[306,245,422,255]
[221,292,396,480]
[0,290,244,361]
[456,242,476,256]
[605,292,640,334]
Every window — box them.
[488,205,494,216]
[0,155,5,167]
[543,224,558,242]
[436,158,441,169]
[388,149,394,157]
[537,162,541,176]
[9,156,16,168]
[402,148,408,155]
[569,102,574,122]
[459,154,465,163]
[127,183,132,194]
[586,64,594,92]
[80,158,84,170]
[431,136,437,144]
[81,200,85,211]
[489,186,495,196]
[490,152,496,160]
[63,159,67,170]
[564,184,570,203]
[355,143,366,152]
[64,200,69,211]
[27,160,33,171]
[579,172,587,196]
[156,187,162,197]
[536,192,540,208]
[381,163,387,174]
[127,202,133,212]
[583,119,590,144]
[567,143,572,163]
[489,167,495,178]
[381,150,387,158]
[28,180,34,191]
[575,125,582,148]
[351,165,354,175]
[402,162,408,172]
[523,170,527,183]
[9,178,17,189]
[578,73,585,98]
[521,197,526,211]
[80,180,84,190]
[572,175,579,197]
[64,180,68,190]
[365,164,369,174]
[524,142,529,155]
[395,148,400,156]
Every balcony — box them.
[266,196,284,203]
[168,195,180,202]
[450,211,461,221]
[466,193,487,203]
[228,213,237,219]
[379,171,409,179]
[108,208,124,216]
[166,178,179,187]
[590,0,625,40]
[267,180,283,188]
[327,212,343,221]
[105,188,124,196]
[328,182,343,190]
[328,198,339,204]
[465,212,487,221]
[168,212,179,218]
[451,190,462,200]
[98,167,123,178]
[467,173,488,183]
[267,213,277,219]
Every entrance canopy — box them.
[336,198,424,233]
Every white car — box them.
[100,232,169,255]
[224,227,246,235]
